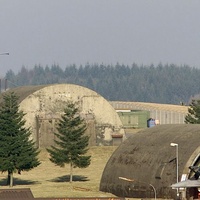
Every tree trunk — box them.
[10,172,13,187]
[69,162,73,183]
[7,171,13,187]
[7,171,10,186]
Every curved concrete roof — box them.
[0,85,48,103]
[100,124,200,199]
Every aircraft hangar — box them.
[99,124,200,199]
[0,84,125,147]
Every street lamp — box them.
[0,52,9,55]
[170,142,179,197]
[119,176,157,200]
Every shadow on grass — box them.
[0,177,38,186]
[50,175,89,182]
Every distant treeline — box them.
[4,63,200,105]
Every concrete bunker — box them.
[100,124,200,199]
[1,84,125,147]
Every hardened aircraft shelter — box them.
[100,124,200,200]
[0,84,125,147]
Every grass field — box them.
[0,146,117,198]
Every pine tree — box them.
[0,92,40,187]
[185,99,200,124]
[47,101,91,183]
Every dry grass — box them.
[0,146,117,198]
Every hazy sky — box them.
[0,0,200,76]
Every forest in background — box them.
[3,63,200,105]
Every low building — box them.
[110,101,188,124]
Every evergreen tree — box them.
[185,99,200,124]
[47,101,91,183]
[0,92,40,187]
